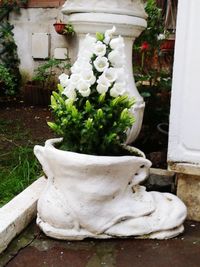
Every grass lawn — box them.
[0,118,42,207]
[0,105,53,207]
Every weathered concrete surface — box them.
[177,173,200,221]
[0,177,47,254]
[1,221,200,267]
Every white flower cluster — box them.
[58,26,128,100]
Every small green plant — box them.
[48,27,135,156]
[64,24,75,35]
[32,58,71,90]
[0,64,16,95]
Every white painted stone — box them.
[62,0,147,142]
[62,0,147,18]
[168,0,200,166]
[9,8,70,77]
[54,48,68,59]
[32,33,50,59]
[34,138,187,240]
[0,177,47,253]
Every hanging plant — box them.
[53,21,75,35]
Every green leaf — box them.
[71,106,78,118]
[57,84,64,93]
[98,93,106,103]
[96,32,104,42]
[85,100,92,112]
[120,108,128,120]
[97,109,103,119]
[85,118,93,129]
[50,95,57,109]
[47,122,59,131]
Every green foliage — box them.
[142,0,164,47]
[47,28,136,156]
[0,63,16,95]
[32,58,71,90]
[133,0,172,126]
[63,24,75,35]
[0,0,27,95]
[0,118,41,207]
[49,89,135,155]
[0,146,40,207]
[96,32,104,42]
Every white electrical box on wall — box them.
[54,48,68,60]
[32,33,50,59]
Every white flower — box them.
[110,82,126,97]
[103,68,117,83]
[94,56,109,72]
[157,33,166,40]
[71,61,81,74]
[70,73,81,84]
[94,41,106,57]
[81,70,96,85]
[110,36,125,51]
[71,58,93,74]
[104,26,116,44]
[63,84,77,100]
[78,34,96,60]
[77,81,91,97]
[58,73,70,87]
[108,50,125,68]
[97,83,109,94]
[97,75,111,94]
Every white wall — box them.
[9,8,77,79]
[168,0,200,166]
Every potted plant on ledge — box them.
[53,20,75,35]
[34,27,187,240]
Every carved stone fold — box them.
[34,138,187,240]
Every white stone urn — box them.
[34,138,187,240]
[62,0,147,143]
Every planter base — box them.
[36,186,186,240]
[34,139,187,240]
[37,215,184,240]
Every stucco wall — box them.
[9,8,77,80]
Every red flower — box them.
[140,41,150,51]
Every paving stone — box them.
[1,221,200,267]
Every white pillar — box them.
[168,0,200,168]
[168,0,200,221]
[62,0,147,143]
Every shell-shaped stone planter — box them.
[34,138,187,240]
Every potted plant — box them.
[53,20,66,35]
[34,27,187,240]
[53,20,75,35]
[23,58,71,106]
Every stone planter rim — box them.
[42,138,147,160]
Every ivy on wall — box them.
[0,0,27,95]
